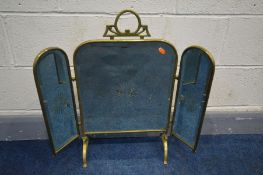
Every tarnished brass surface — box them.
[85,129,165,135]
[161,134,168,165]
[71,77,76,81]
[82,136,88,168]
[103,9,151,39]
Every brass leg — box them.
[161,134,168,165]
[82,136,88,168]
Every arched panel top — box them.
[33,48,79,154]
[182,45,215,67]
[172,46,215,151]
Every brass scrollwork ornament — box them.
[103,9,151,39]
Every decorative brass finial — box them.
[103,9,151,39]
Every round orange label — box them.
[159,47,166,55]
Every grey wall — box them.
[0,0,263,140]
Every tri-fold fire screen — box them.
[33,10,215,168]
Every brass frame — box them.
[73,10,178,167]
[73,39,178,135]
[85,129,166,135]
[170,45,215,152]
[33,47,80,155]
[73,39,178,166]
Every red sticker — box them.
[159,47,166,55]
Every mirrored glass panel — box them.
[33,49,79,153]
[74,41,177,133]
[172,47,214,151]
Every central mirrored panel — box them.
[74,41,177,133]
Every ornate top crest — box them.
[103,9,151,39]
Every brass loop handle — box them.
[114,10,141,35]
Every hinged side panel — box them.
[172,46,215,151]
[33,48,79,154]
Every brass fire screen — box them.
[33,10,215,168]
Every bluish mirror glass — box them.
[74,41,177,132]
[173,47,214,150]
[34,49,79,153]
